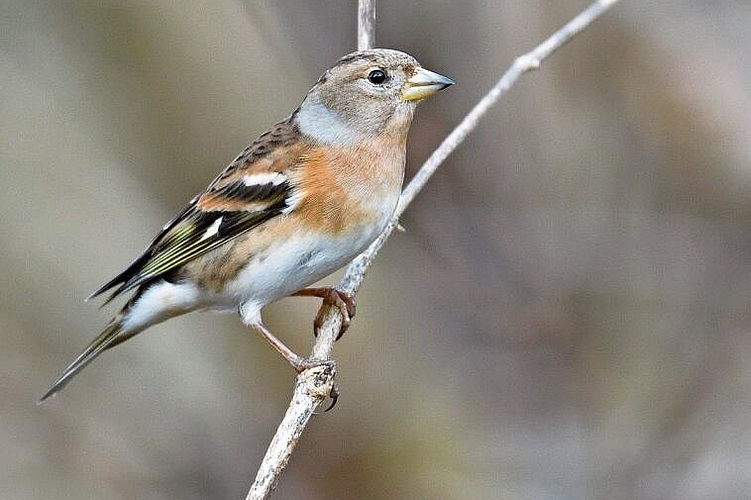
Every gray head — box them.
[295,48,454,144]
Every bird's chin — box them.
[388,103,416,130]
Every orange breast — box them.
[293,137,406,235]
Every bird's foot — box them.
[293,287,356,339]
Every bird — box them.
[39,48,453,403]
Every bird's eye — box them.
[367,69,387,85]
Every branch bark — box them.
[246,0,621,498]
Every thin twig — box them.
[246,1,621,498]
[358,0,376,51]
[245,365,335,498]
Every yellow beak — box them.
[401,67,455,102]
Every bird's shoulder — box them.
[197,116,310,212]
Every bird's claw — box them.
[297,358,338,414]
[314,382,340,414]
[315,289,356,340]
[299,288,355,340]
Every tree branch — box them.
[358,0,376,51]
[246,0,621,498]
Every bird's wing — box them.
[88,117,308,303]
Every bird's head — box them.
[296,48,454,144]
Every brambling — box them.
[40,48,453,402]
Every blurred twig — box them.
[358,0,376,51]
[246,0,620,498]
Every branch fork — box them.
[247,0,622,498]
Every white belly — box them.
[228,220,385,324]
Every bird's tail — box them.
[39,280,196,403]
[38,318,124,404]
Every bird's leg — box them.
[251,322,327,372]
[292,287,356,339]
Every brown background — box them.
[3,1,751,498]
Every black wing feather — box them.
[88,180,291,303]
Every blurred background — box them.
[3,0,751,498]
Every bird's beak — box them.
[401,68,455,102]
